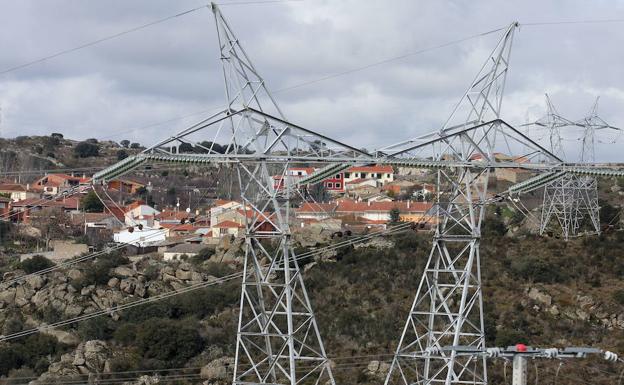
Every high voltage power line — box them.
[0,0,305,76]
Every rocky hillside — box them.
[0,224,624,384]
[0,135,140,176]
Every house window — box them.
[335,174,341,179]
[335,183,341,189]
[298,171,303,176]
[361,173,367,178]
[344,172,350,178]
[327,182,334,188]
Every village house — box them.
[32,174,90,196]
[70,212,120,230]
[10,196,81,223]
[158,222,211,238]
[113,227,167,248]
[273,165,395,194]
[273,167,316,190]
[0,183,39,202]
[495,167,532,183]
[106,178,146,194]
[322,165,394,193]
[295,199,434,224]
[345,178,378,191]
[210,220,244,239]
[381,180,418,196]
[124,200,160,227]
[209,199,243,225]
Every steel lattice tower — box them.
[535,96,617,239]
[534,95,585,240]
[383,22,519,385]
[210,6,337,385]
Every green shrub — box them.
[74,142,99,158]
[509,256,566,283]
[190,248,213,266]
[613,290,624,305]
[19,255,55,274]
[77,317,115,340]
[81,253,130,286]
[113,323,138,345]
[134,318,203,366]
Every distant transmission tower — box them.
[536,96,619,239]
[533,95,584,240]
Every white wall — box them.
[113,228,166,247]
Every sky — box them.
[1,0,624,161]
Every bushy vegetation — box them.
[73,253,129,288]
[19,255,55,274]
[81,190,104,213]
[0,334,68,376]
[73,141,99,158]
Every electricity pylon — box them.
[95,4,367,384]
[381,22,533,385]
[535,96,620,239]
[211,6,339,384]
[532,95,586,240]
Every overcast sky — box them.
[1,0,623,161]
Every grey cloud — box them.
[0,0,623,161]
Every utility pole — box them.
[511,347,528,385]
[433,344,619,385]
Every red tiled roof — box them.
[295,202,338,213]
[156,211,190,220]
[0,183,28,192]
[11,197,80,210]
[214,220,244,229]
[124,200,146,211]
[347,165,393,173]
[288,167,316,174]
[213,199,239,207]
[159,223,200,231]
[103,205,125,221]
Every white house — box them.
[210,220,244,239]
[124,201,160,227]
[113,227,166,247]
[210,199,243,225]
[343,165,394,187]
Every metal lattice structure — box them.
[381,22,532,385]
[94,4,371,385]
[533,96,621,239]
[531,95,590,239]
[87,11,624,385]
